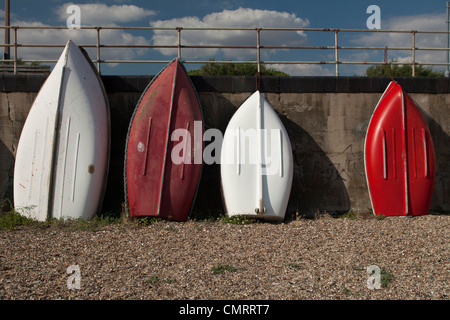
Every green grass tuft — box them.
[211,263,244,274]
[0,210,34,230]
[380,268,394,287]
[339,211,358,220]
[0,199,36,230]
[218,214,259,225]
[144,275,175,285]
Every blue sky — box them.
[2,0,449,75]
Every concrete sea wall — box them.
[1,75,450,218]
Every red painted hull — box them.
[125,59,203,221]
[365,81,435,216]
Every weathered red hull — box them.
[124,59,203,221]
[365,81,435,216]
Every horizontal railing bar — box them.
[3,43,450,52]
[338,46,411,51]
[101,60,174,64]
[181,60,258,64]
[3,43,450,51]
[0,26,179,31]
[261,45,413,50]
[11,59,450,67]
[100,60,259,64]
[259,60,450,66]
[3,44,179,49]
[414,47,450,51]
[15,60,59,63]
[1,25,450,34]
[5,59,450,69]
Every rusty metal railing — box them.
[1,25,450,76]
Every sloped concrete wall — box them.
[1,75,450,218]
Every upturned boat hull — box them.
[365,81,435,216]
[124,59,203,221]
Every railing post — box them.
[177,27,182,60]
[447,1,450,77]
[5,0,10,60]
[411,30,416,77]
[334,29,339,77]
[96,26,101,74]
[256,28,261,73]
[13,26,17,75]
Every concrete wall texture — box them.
[1,74,450,218]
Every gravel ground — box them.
[0,214,448,300]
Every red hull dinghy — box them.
[124,59,203,221]
[364,81,435,216]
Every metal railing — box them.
[1,25,450,76]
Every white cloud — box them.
[10,21,149,65]
[150,7,310,60]
[4,4,156,67]
[351,13,447,68]
[56,2,156,26]
[385,13,446,31]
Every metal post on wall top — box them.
[446,1,450,77]
[4,0,10,60]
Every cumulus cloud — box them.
[10,20,149,65]
[150,7,310,60]
[351,13,447,68]
[56,2,156,26]
[5,3,155,67]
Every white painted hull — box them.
[13,40,110,221]
[220,91,293,221]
